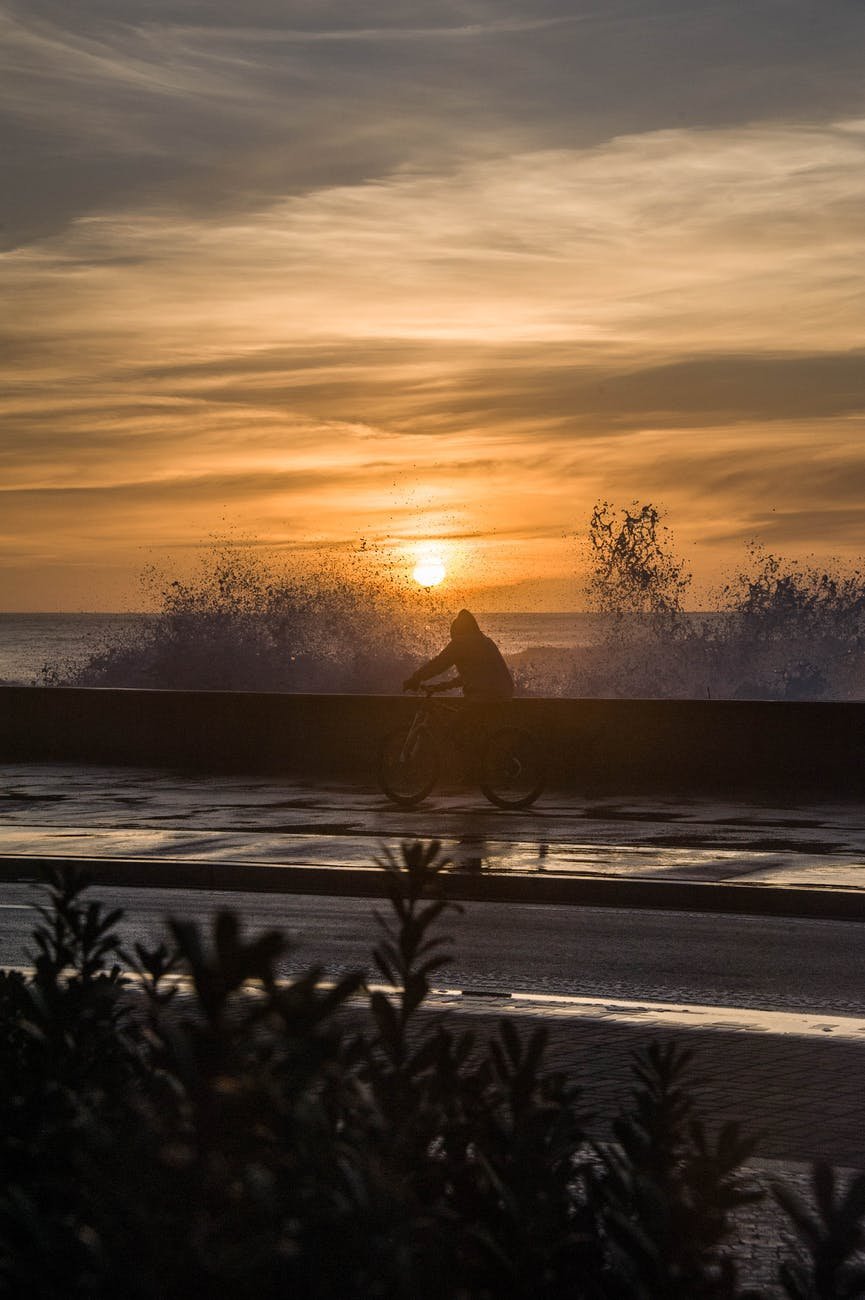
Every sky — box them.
[2,0,865,610]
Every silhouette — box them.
[403,609,514,701]
[454,832,486,872]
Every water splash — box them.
[45,543,451,694]
[41,528,865,701]
[512,539,865,701]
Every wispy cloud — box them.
[178,17,591,43]
[10,121,864,351]
[4,1,865,243]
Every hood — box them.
[450,609,481,638]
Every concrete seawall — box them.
[2,685,863,794]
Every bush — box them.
[0,849,861,1296]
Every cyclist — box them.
[381,611,542,807]
[402,609,514,701]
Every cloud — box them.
[8,120,864,365]
[333,350,865,433]
[551,417,865,567]
[3,0,865,245]
[713,507,865,550]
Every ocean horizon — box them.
[0,610,606,686]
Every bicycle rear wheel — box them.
[377,727,441,807]
[479,727,545,809]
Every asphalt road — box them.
[3,883,865,1018]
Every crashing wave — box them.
[41,532,865,701]
[44,545,449,694]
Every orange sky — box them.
[2,2,865,610]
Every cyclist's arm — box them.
[403,642,457,690]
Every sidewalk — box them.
[2,760,865,916]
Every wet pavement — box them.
[2,761,865,893]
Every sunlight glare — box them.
[413,556,446,587]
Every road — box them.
[3,883,865,1016]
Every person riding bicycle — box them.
[383,611,542,807]
[402,609,514,701]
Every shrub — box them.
[0,849,861,1296]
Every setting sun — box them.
[412,556,446,588]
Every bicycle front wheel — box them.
[377,727,441,807]
[479,727,546,809]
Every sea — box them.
[0,612,597,687]
[0,614,148,686]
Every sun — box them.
[413,555,446,587]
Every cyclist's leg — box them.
[445,699,497,777]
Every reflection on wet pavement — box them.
[1,761,865,891]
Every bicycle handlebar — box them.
[407,680,461,695]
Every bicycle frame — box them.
[398,691,460,763]
[381,685,546,808]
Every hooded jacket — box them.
[408,609,514,700]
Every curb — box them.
[2,854,865,923]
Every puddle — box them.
[581,805,687,822]
[643,834,845,854]
[713,817,827,829]
[1,792,67,803]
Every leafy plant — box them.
[0,848,861,1297]
[589,1040,762,1298]
[774,1162,865,1298]
[0,869,136,1296]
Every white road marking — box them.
[504,990,865,1039]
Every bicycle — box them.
[377,682,546,809]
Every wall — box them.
[2,685,863,794]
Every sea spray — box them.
[563,515,865,700]
[45,542,452,694]
[41,518,865,700]
[712,543,865,699]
